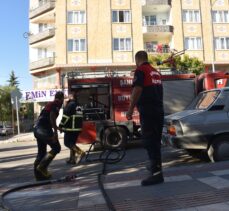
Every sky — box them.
[0,0,32,91]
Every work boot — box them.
[34,160,50,181]
[34,159,43,181]
[36,152,55,179]
[66,149,76,165]
[74,145,86,164]
[142,161,164,186]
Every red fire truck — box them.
[66,70,229,149]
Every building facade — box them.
[29,0,229,92]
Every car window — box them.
[0,125,3,128]
[187,90,220,110]
[196,91,220,110]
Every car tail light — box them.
[168,125,176,136]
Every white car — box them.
[162,88,229,162]
[0,125,14,136]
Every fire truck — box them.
[66,70,229,149]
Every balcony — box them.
[29,28,55,44]
[143,25,173,33]
[143,0,171,5]
[29,1,55,19]
[30,57,55,70]
[145,45,171,54]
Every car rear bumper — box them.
[162,133,209,149]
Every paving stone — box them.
[78,189,105,208]
[190,172,213,179]
[211,169,229,176]
[196,202,229,211]
[197,176,229,189]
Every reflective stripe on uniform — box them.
[72,114,83,129]
[61,128,82,131]
[59,114,70,126]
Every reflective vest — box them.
[59,108,83,132]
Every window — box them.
[182,10,200,23]
[185,37,202,50]
[143,16,157,26]
[38,48,47,59]
[38,23,48,32]
[215,37,229,50]
[113,38,132,51]
[144,41,158,52]
[212,11,229,23]
[68,39,86,52]
[112,10,131,23]
[188,90,220,110]
[67,11,86,24]
[196,91,220,110]
[39,0,48,6]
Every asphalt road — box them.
[0,138,214,211]
[0,139,209,190]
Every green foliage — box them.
[7,70,19,88]
[0,86,13,122]
[19,103,34,119]
[149,53,205,75]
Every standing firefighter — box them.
[126,51,164,186]
[59,91,85,165]
[34,91,64,181]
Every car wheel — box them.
[102,127,127,149]
[186,149,209,161]
[208,135,229,162]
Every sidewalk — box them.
[0,132,35,144]
[3,158,229,210]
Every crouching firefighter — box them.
[59,91,85,165]
[33,91,64,181]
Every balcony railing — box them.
[144,25,173,33]
[145,47,170,54]
[143,0,171,5]
[29,1,55,19]
[29,28,55,44]
[30,57,55,70]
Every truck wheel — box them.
[102,127,127,149]
[208,135,229,162]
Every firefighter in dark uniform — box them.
[59,91,85,165]
[33,91,64,181]
[126,51,164,186]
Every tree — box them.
[0,86,13,123]
[149,53,205,75]
[7,70,19,88]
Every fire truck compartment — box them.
[71,83,111,121]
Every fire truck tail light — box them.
[168,125,176,136]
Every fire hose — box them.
[0,147,126,211]
[1,78,130,211]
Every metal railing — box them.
[145,47,170,53]
[30,57,55,70]
[143,0,171,5]
[144,25,173,33]
[29,0,55,19]
[29,28,55,44]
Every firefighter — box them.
[126,50,164,186]
[33,91,64,181]
[59,91,85,165]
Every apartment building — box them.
[173,0,229,72]
[29,0,229,93]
